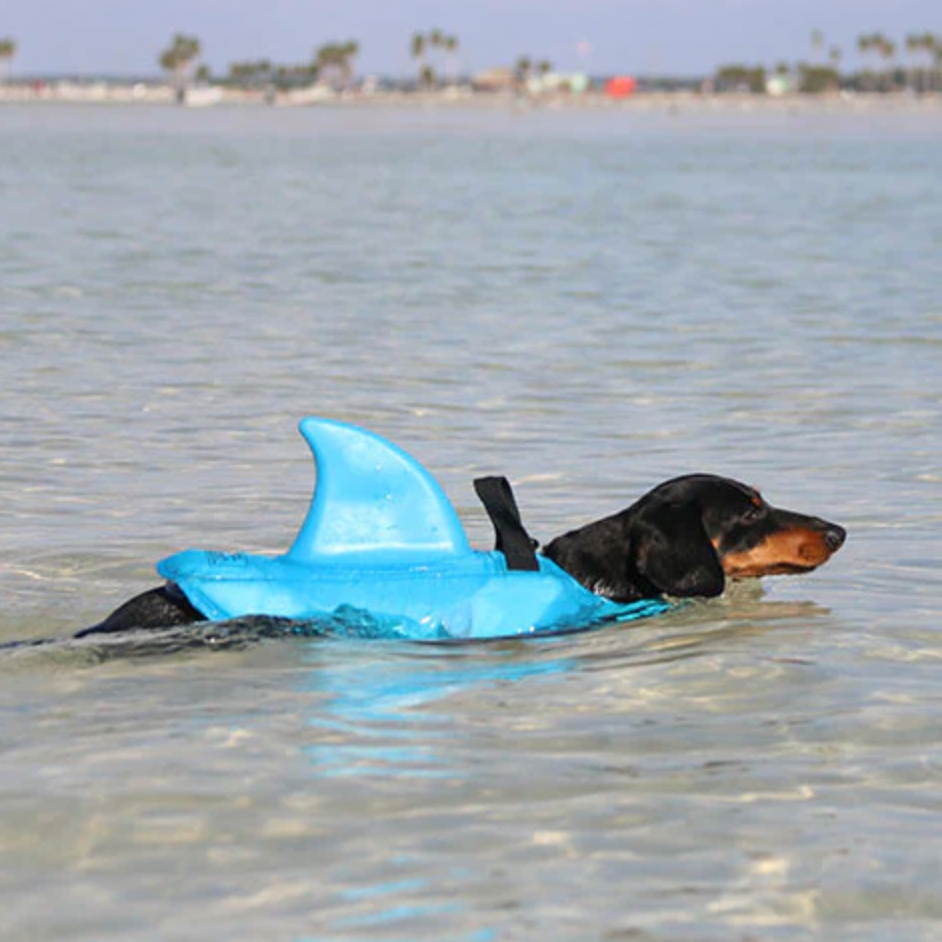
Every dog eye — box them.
[742,505,763,523]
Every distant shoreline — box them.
[1,82,941,114]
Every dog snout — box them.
[823,523,846,552]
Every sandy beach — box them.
[2,79,941,114]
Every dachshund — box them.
[77,473,844,637]
[542,473,845,603]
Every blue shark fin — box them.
[285,418,473,565]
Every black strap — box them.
[473,476,540,571]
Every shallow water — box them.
[2,103,942,941]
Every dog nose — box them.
[824,525,846,551]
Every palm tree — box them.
[811,29,825,64]
[856,33,870,89]
[829,47,842,72]
[315,41,359,89]
[905,33,922,91]
[878,35,897,89]
[515,56,536,95]
[444,35,459,84]
[930,34,942,93]
[410,32,427,87]
[0,36,17,84]
[344,41,359,84]
[856,33,883,91]
[427,29,445,88]
[159,34,202,102]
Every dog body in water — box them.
[79,473,845,638]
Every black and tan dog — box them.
[79,473,845,637]
[543,473,845,603]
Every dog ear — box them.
[630,499,725,598]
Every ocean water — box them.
[1,102,941,941]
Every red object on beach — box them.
[606,76,637,98]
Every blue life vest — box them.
[157,418,670,640]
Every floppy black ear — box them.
[630,499,725,598]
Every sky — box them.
[1,0,939,78]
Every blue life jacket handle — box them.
[473,476,540,572]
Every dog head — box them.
[544,474,846,601]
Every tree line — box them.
[409,30,459,88]
[3,28,942,94]
[714,29,942,94]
